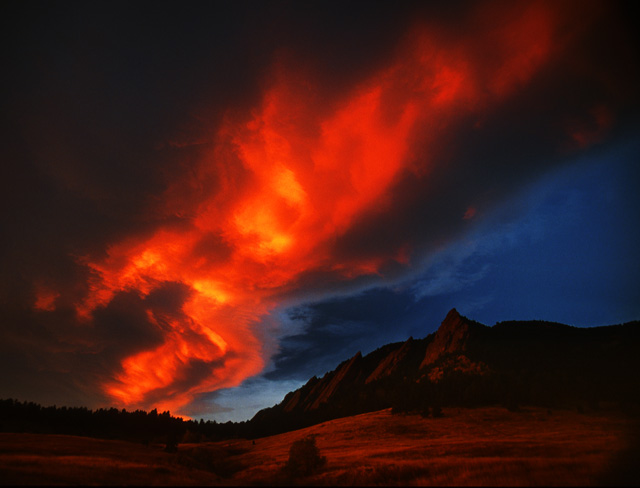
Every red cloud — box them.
[37,0,583,415]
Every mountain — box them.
[248,309,640,437]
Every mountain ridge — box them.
[249,308,640,438]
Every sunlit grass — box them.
[1,406,637,485]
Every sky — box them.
[1,0,639,422]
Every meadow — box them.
[1,406,637,486]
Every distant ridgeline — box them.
[2,309,639,442]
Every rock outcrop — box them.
[280,352,364,413]
[420,308,486,368]
[365,337,414,384]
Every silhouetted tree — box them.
[283,436,327,478]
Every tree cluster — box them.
[0,398,250,446]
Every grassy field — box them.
[1,406,638,485]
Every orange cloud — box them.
[42,1,569,415]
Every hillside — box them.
[2,406,637,485]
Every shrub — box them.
[283,436,327,478]
[178,446,245,478]
[431,404,444,418]
[164,432,179,452]
[181,429,201,443]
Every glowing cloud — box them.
[33,1,582,415]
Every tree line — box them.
[0,398,250,447]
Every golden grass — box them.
[1,406,637,485]
[0,433,220,485]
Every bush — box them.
[391,395,413,415]
[181,429,202,443]
[164,432,179,453]
[283,436,327,478]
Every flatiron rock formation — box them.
[249,309,640,437]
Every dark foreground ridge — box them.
[2,309,639,442]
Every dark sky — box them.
[1,0,639,421]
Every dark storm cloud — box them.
[0,304,104,407]
[92,291,166,357]
[86,281,195,368]
[265,288,428,381]
[0,280,194,408]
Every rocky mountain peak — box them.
[420,308,473,368]
[443,307,463,325]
